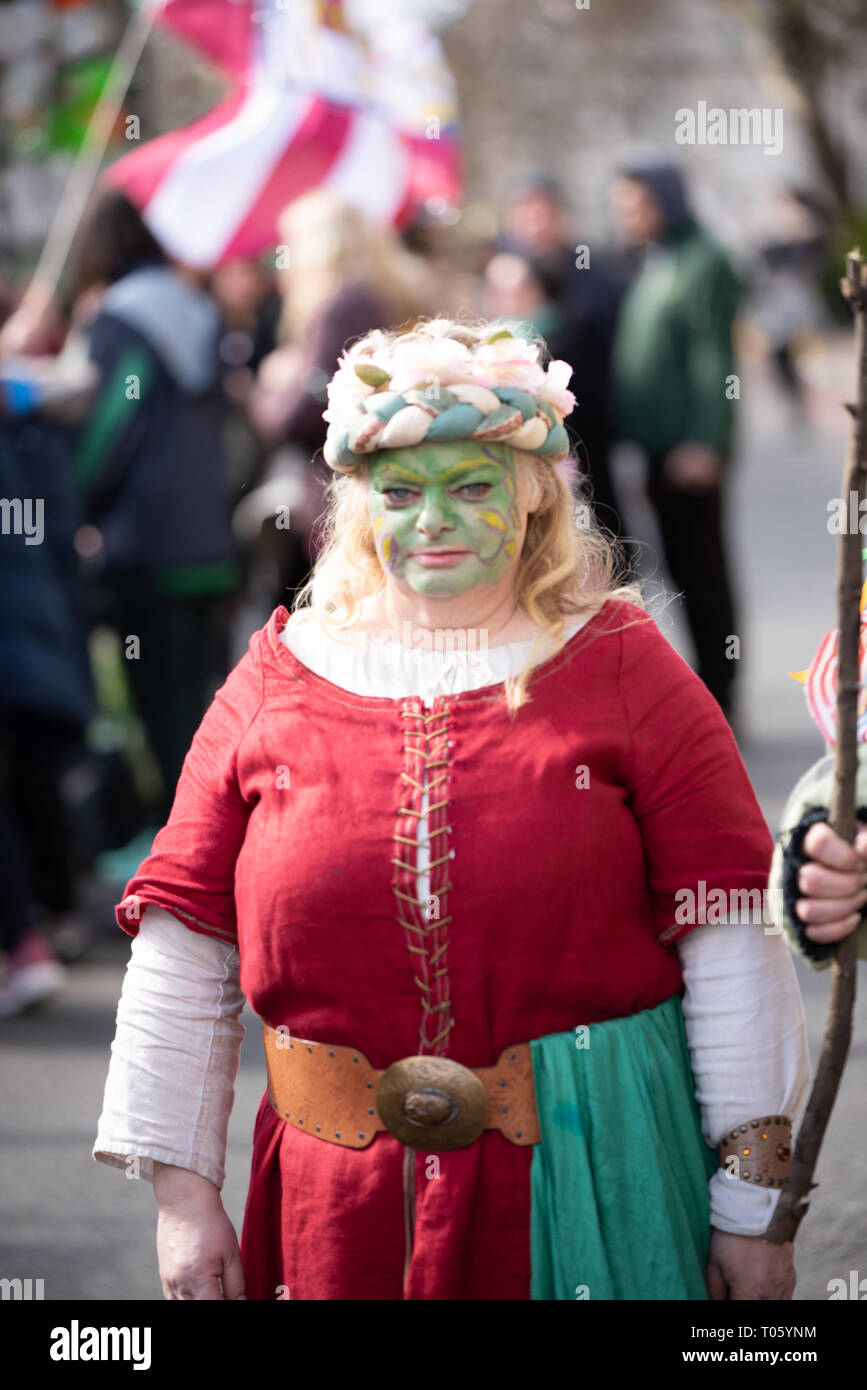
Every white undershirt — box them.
[94,615,811,1236]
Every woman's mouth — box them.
[409,549,472,568]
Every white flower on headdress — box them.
[387,337,474,395]
[323,351,378,423]
[469,335,545,394]
[539,359,576,418]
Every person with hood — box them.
[69,192,240,823]
[611,161,741,721]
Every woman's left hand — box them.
[662,443,724,492]
[706,1229,795,1300]
[796,817,867,945]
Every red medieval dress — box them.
[117,599,774,1300]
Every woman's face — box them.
[367,440,530,599]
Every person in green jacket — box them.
[611,161,741,720]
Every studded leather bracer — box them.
[718,1116,792,1188]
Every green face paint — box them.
[367,441,523,597]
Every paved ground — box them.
[1,346,864,1301]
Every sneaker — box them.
[0,931,66,1018]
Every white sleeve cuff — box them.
[677,920,811,1236]
[708,1170,782,1235]
[94,907,245,1190]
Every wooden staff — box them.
[765,249,867,1245]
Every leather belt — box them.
[262,1024,541,1151]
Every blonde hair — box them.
[294,319,646,712]
[277,191,432,341]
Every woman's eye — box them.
[383,488,416,504]
[455,482,492,500]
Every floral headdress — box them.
[322,324,576,473]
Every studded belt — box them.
[262,1024,542,1151]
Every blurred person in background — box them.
[209,258,281,641]
[500,173,627,546]
[68,190,240,828]
[0,406,95,1015]
[610,160,741,722]
[0,276,17,330]
[401,203,486,319]
[747,186,832,408]
[211,258,280,392]
[0,277,68,360]
[482,250,563,343]
[239,190,431,615]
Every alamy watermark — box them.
[49,1321,151,1370]
[0,497,43,545]
[383,620,489,658]
[375,621,494,682]
[1,1276,44,1299]
[674,880,784,933]
[827,491,867,533]
[675,101,783,157]
[827,1270,866,1299]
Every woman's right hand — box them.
[153,1161,247,1300]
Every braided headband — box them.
[322,329,576,474]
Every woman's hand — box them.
[662,443,724,492]
[153,1162,247,1300]
[706,1229,795,1300]
[796,817,867,945]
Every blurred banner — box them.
[105,0,463,266]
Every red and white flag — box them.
[105,0,463,267]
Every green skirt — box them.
[529,993,718,1300]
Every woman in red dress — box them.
[95,319,866,1300]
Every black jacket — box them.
[73,266,238,583]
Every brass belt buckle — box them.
[376,1055,490,1151]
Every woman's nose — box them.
[416,491,450,536]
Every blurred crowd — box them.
[0,163,835,1015]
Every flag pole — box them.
[23,0,166,304]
